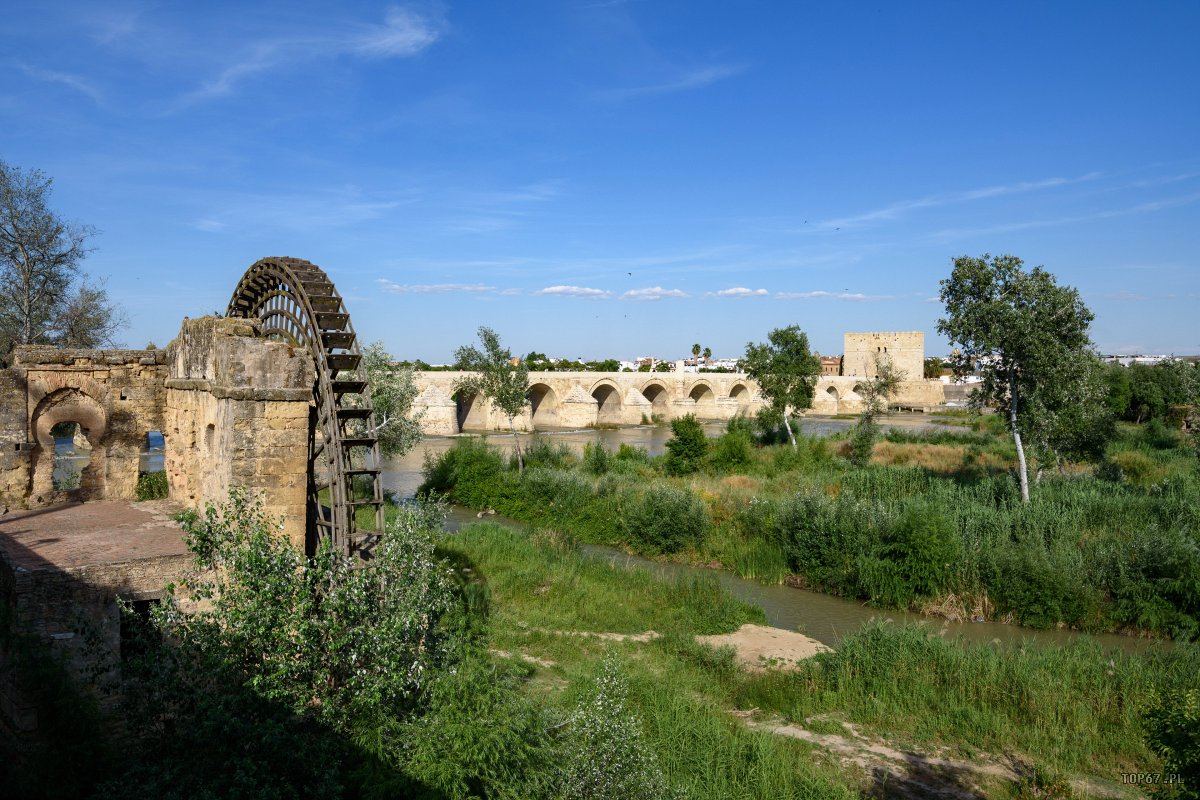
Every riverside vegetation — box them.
[420,412,1200,641]
[6,489,1198,799]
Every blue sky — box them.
[3,1,1198,361]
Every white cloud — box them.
[622,286,688,301]
[711,287,768,298]
[932,192,1200,240]
[377,280,497,294]
[776,291,890,302]
[807,172,1103,232]
[537,285,612,298]
[183,6,442,103]
[16,63,104,104]
[601,64,745,100]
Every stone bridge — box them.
[411,371,945,435]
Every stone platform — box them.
[0,501,193,739]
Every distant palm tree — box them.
[692,342,701,365]
[702,346,712,364]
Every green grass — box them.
[438,522,1198,796]
[422,419,1200,640]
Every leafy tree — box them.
[663,414,707,476]
[743,325,822,449]
[0,159,126,353]
[586,358,621,372]
[923,356,946,379]
[1024,351,1113,474]
[1103,362,1133,418]
[848,353,905,466]
[937,254,1097,502]
[455,327,531,471]
[360,341,423,458]
[524,351,553,371]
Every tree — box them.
[849,353,905,466]
[923,356,946,379]
[702,346,712,364]
[455,327,530,471]
[937,254,1097,502]
[0,160,125,354]
[360,341,423,458]
[692,342,701,365]
[1023,351,1113,474]
[743,325,822,449]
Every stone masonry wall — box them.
[164,317,313,551]
[842,332,925,381]
[0,347,167,507]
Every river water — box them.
[386,417,1162,654]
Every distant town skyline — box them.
[3,2,1197,360]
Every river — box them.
[386,418,1163,654]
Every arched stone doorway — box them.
[31,388,108,502]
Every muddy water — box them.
[387,419,1163,654]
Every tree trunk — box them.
[508,417,524,473]
[1009,374,1030,503]
[782,411,797,449]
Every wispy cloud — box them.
[16,62,104,104]
[601,64,745,100]
[807,172,1103,232]
[440,180,564,234]
[537,285,612,298]
[1106,290,1149,301]
[776,291,891,302]
[932,192,1200,240]
[622,286,689,301]
[710,287,768,298]
[188,187,412,232]
[181,7,442,104]
[378,280,497,294]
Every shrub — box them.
[621,485,710,554]
[615,443,650,463]
[857,502,959,608]
[582,441,611,475]
[558,654,682,800]
[522,437,573,470]
[420,438,505,507]
[848,417,878,466]
[664,415,707,476]
[708,430,753,473]
[1142,688,1200,798]
[135,470,168,501]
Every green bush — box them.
[857,502,959,608]
[621,485,710,554]
[522,436,573,470]
[847,417,878,466]
[135,470,168,501]
[707,430,753,473]
[420,438,505,507]
[615,443,650,463]
[582,441,611,475]
[1142,688,1200,799]
[664,415,707,476]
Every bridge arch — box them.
[729,382,752,409]
[590,380,623,425]
[455,390,489,432]
[688,381,718,418]
[528,383,560,428]
[824,385,840,401]
[639,381,670,416]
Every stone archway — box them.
[528,383,560,429]
[640,382,670,416]
[30,388,109,503]
[591,382,623,425]
[729,383,751,409]
[688,381,718,418]
[455,390,490,432]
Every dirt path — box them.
[744,716,1137,800]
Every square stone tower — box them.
[842,332,924,380]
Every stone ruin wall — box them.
[842,331,925,381]
[0,318,312,548]
[163,318,312,551]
